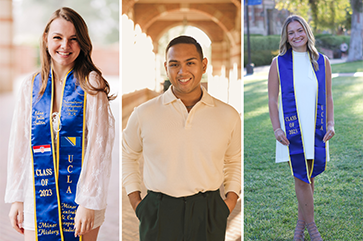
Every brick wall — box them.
[0,0,14,92]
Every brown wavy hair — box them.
[279,15,320,71]
[39,7,115,100]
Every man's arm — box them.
[223,112,241,213]
[128,191,142,211]
[122,108,143,208]
[224,192,238,213]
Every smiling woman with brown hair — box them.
[5,7,115,241]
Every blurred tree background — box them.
[244,0,362,67]
[275,0,352,34]
[275,0,362,62]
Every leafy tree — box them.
[275,0,351,33]
[347,0,363,61]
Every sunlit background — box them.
[121,1,242,118]
[0,1,119,240]
[121,1,242,241]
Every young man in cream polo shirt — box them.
[122,36,241,241]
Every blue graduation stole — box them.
[277,49,327,184]
[30,69,86,240]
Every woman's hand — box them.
[74,205,95,237]
[323,122,335,142]
[274,128,290,146]
[9,202,24,234]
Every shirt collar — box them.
[162,85,215,107]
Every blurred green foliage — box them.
[275,0,352,33]
[244,34,351,67]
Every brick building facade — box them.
[244,0,289,36]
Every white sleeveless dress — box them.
[275,50,329,163]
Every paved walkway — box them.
[0,75,120,241]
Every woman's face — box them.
[287,21,308,52]
[46,18,81,70]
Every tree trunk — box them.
[308,0,319,31]
[348,0,363,62]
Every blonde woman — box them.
[268,15,335,241]
[5,7,115,241]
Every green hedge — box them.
[244,35,280,67]
[244,35,281,51]
[315,34,350,50]
[244,50,278,67]
[244,34,351,67]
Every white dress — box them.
[275,50,329,163]
[5,72,115,230]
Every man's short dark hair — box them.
[165,35,204,60]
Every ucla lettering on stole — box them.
[31,69,85,240]
[318,104,325,131]
[57,70,85,239]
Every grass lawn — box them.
[244,68,363,240]
[331,60,363,73]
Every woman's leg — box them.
[294,177,315,240]
[82,226,100,241]
[24,230,35,241]
[297,161,315,222]
[294,160,322,240]
[294,176,314,223]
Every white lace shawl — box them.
[4,72,115,213]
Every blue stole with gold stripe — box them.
[277,49,327,184]
[30,69,86,240]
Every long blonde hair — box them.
[39,7,115,100]
[279,15,320,71]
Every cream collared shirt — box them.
[122,86,241,198]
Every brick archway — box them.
[123,0,241,77]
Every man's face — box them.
[164,43,207,99]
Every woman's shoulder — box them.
[269,56,278,70]
[12,72,39,102]
[87,71,105,89]
[319,53,330,63]
[315,52,331,66]
[21,72,40,89]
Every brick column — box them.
[0,0,14,92]
[230,42,241,79]
[211,41,230,76]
